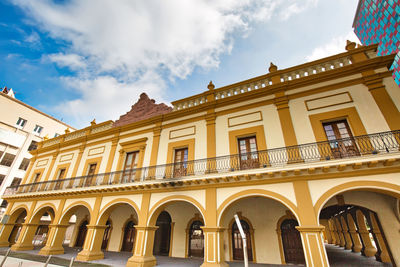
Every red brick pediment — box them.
[114,93,172,127]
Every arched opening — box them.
[147,198,206,260]
[75,219,88,247]
[318,189,398,266]
[232,219,253,261]
[121,220,136,252]
[218,193,300,265]
[8,209,27,245]
[280,219,305,265]
[101,220,112,250]
[153,211,172,256]
[96,201,138,254]
[188,220,204,258]
[41,203,91,256]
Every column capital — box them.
[134,226,159,231]
[295,226,325,233]
[200,226,226,232]
[87,224,108,230]
[48,224,70,228]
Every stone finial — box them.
[269,62,278,73]
[345,40,356,51]
[207,81,215,90]
[90,119,96,126]
[43,134,49,141]
[65,128,70,134]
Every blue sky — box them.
[0,0,359,128]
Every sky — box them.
[0,0,360,129]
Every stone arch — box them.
[276,211,298,264]
[59,201,92,225]
[8,206,28,223]
[97,198,140,225]
[217,189,299,226]
[314,181,400,218]
[148,195,206,226]
[227,212,256,262]
[29,203,57,224]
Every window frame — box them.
[33,125,43,135]
[0,153,16,167]
[16,117,27,128]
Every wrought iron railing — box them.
[4,130,400,195]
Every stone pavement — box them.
[325,244,392,267]
[0,255,62,267]
[0,244,394,267]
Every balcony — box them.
[4,130,400,196]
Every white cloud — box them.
[12,0,318,127]
[306,31,360,62]
[48,53,86,70]
[55,73,166,127]
[24,31,41,49]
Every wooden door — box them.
[84,164,97,186]
[121,221,136,252]
[101,220,112,250]
[232,220,253,261]
[75,220,88,247]
[189,220,204,258]
[122,152,139,183]
[238,137,259,170]
[173,148,188,177]
[281,219,305,264]
[323,120,359,158]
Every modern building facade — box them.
[0,42,399,267]
[353,0,400,85]
[0,87,74,213]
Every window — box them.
[19,158,30,171]
[84,163,97,186]
[0,153,16,167]
[11,177,22,187]
[28,141,38,151]
[173,148,188,177]
[0,151,3,159]
[0,175,5,186]
[237,136,259,169]
[122,151,139,183]
[323,120,359,158]
[16,117,27,128]
[33,125,43,135]
[54,168,66,190]
[54,133,60,137]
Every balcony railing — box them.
[4,130,400,195]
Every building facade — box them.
[0,42,400,267]
[0,88,74,212]
[353,0,400,85]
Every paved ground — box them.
[0,244,393,267]
[0,255,62,267]
[325,244,392,267]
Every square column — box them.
[200,227,228,267]
[126,226,158,267]
[296,226,329,267]
[38,224,70,255]
[76,225,106,261]
[11,223,39,251]
[0,223,17,247]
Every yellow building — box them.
[1,41,400,267]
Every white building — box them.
[0,87,74,211]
